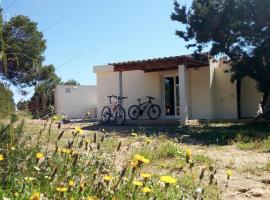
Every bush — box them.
[0,83,15,118]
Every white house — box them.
[54,85,97,119]
[93,54,262,124]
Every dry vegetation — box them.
[1,113,270,199]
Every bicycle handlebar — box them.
[146,96,155,100]
[107,95,128,104]
[118,96,128,100]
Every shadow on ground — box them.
[81,121,270,145]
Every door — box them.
[164,76,180,117]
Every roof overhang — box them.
[111,54,209,73]
[93,65,114,73]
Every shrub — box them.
[0,83,15,118]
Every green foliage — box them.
[0,83,15,118]
[156,141,180,158]
[0,13,49,87]
[0,115,33,189]
[172,0,270,108]
[30,65,61,118]
[63,79,80,86]
[16,100,30,111]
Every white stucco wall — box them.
[241,77,262,118]
[95,69,162,120]
[122,70,162,119]
[211,62,238,119]
[55,85,97,119]
[94,61,262,121]
[189,67,212,119]
[96,70,120,119]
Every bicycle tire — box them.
[148,104,161,120]
[101,106,111,123]
[115,106,126,125]
[128,105,140,120]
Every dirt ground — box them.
[24,119,270,199]
[194,145,270,199]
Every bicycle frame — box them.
[137,100,152,116]
[107,101,120,119]
[105,95,127,119]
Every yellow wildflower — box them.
[132,180,143,187]
[68,179,75,187]
[56,187,68,192]
[185,149,192,163]
[36,153,44,159]
[141,173,152,179]
[30,192,40,200]
[24,177,35,182]
[59,148,71,154]
[134,154,150,164]
[130,160,138,168]
[0,154,4,161]
[146,138,151,144]
[11,146,16,151]
[186,149,192,157]
[103,175,113,182]
[226,169,233,179]
[160,176,177,184]
[142,187,152,193]
[75,127,84,135]
[87,196,98,200]
[80,183,85,191]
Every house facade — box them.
[55,85,97,119]
[93,55,262,124]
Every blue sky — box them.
[1,0,192,103]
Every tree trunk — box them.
[236,78,242,119]
[257,89,270,120]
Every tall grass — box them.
[0,114,228,199]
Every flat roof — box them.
[110,53,209,72]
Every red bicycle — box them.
[101,95,127,125]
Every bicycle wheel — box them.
[101,106,111,123]
[128,105,140,120]
[115,106,126,125]
[148,104,161,120]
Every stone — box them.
[250,189,264,197]
[261,178,270,185]
[238,188,250,193]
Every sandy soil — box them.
[193,145,270,199]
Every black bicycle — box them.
[128,96,161,120]
[101,95,127,125]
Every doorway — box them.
[164,76,180,117]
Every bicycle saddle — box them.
[136,98,142,102]
[146,96,155,100]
